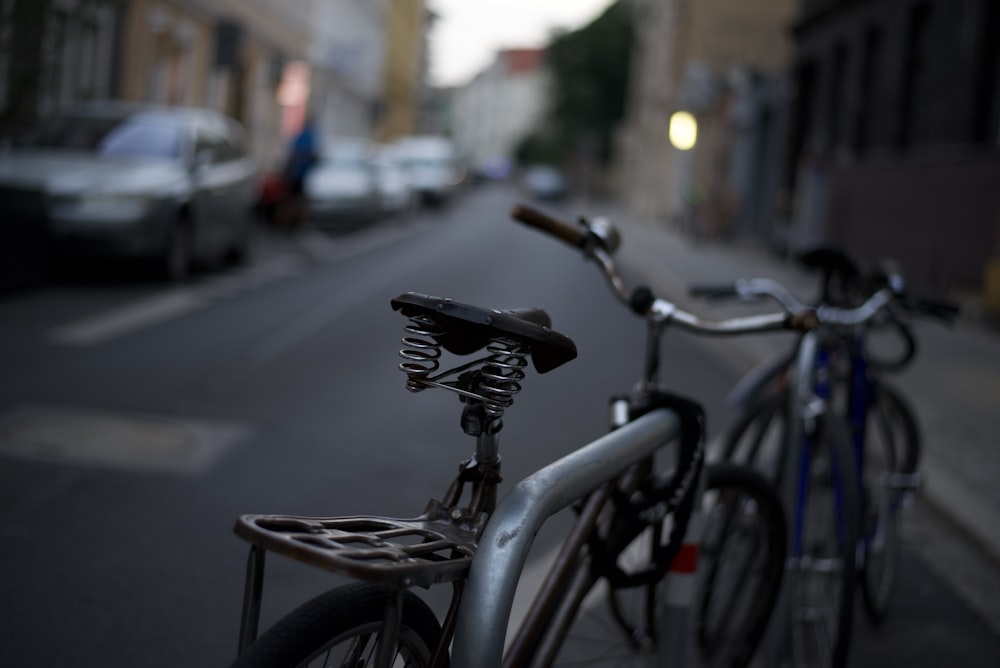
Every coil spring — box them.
[399,314,444,389]
[478,338,528,414]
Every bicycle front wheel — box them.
[549,463,786,667]
[789,415,859,668]
[230,583,445,668]
[695,463,787,667]
[719,390,787,483]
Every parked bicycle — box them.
[691,247,958,667]
[228,204,801,668]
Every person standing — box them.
[278,117,320,229]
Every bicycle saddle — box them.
[391,292,578,373]
[795,245,860,281]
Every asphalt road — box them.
[0,183,996,666]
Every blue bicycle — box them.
[692,248,957,667]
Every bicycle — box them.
[228,204,799,668]
[690,248,958,667]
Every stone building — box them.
[786,0,1000,302]
[614,0,797,239]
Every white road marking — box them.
[44,223,423,347]
[48,290,206,346]
[0,404,250,474]
[46,253,310,347]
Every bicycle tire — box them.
[547,463,786,667]
[695,463,787,667]
[789,414,859,668]
[859,379,920,624]
[230,583,445,668]
[719,389,786,483]
[870,379,921,474]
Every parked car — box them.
[521,164,570,202]
[392,136,466,206]
[304,141,382,231]
[372,148,417,218]
[0,101,258,282]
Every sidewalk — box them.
[588,204,1000,574]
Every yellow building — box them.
[375,0,428,143]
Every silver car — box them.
[0,101,258,282]
[304,141,382,231]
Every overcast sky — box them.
[427,0,617,87]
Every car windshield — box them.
[19,114,184,160]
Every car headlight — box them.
[50,192,155,223]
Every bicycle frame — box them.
[461,307,708,667]
[764,329,855,662]
[451,408,683,668]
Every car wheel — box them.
[161,219,193,282]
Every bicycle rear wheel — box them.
[860,380,920,624]
[789,414,858,668]
[230,583,445,668]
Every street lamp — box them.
[669,110,698,150]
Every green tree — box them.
[516,0,633,167]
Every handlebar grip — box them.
[511,203,588,250]
[688,283,739,300]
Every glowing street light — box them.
[669,111,698,150]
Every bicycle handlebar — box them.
[689,261,959,371]
[689,274,959,326]
[509,203,590,250]
[511,203,810,336]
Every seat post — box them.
[462,401,503,514]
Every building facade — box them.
[374,0,429,143]
[0,0,126,137]
[0,1,434,168]
[450,48,550,172]
[0,0,316,169]
[613,0,796,239]
[309,0,387,142]
[786,0,1000,301]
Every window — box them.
[897,2,931,149]
[20,114,182,160]
[195,130,237,164]
[854,25,883,153]
[99,122,182,159]
[828,42,848,151]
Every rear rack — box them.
[234,499,486,589]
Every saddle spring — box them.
[397,314,529,416]
[478,338,528,416]
[399,313,444,391]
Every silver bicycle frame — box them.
[759,329,819,663]
[450,408,682,668]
